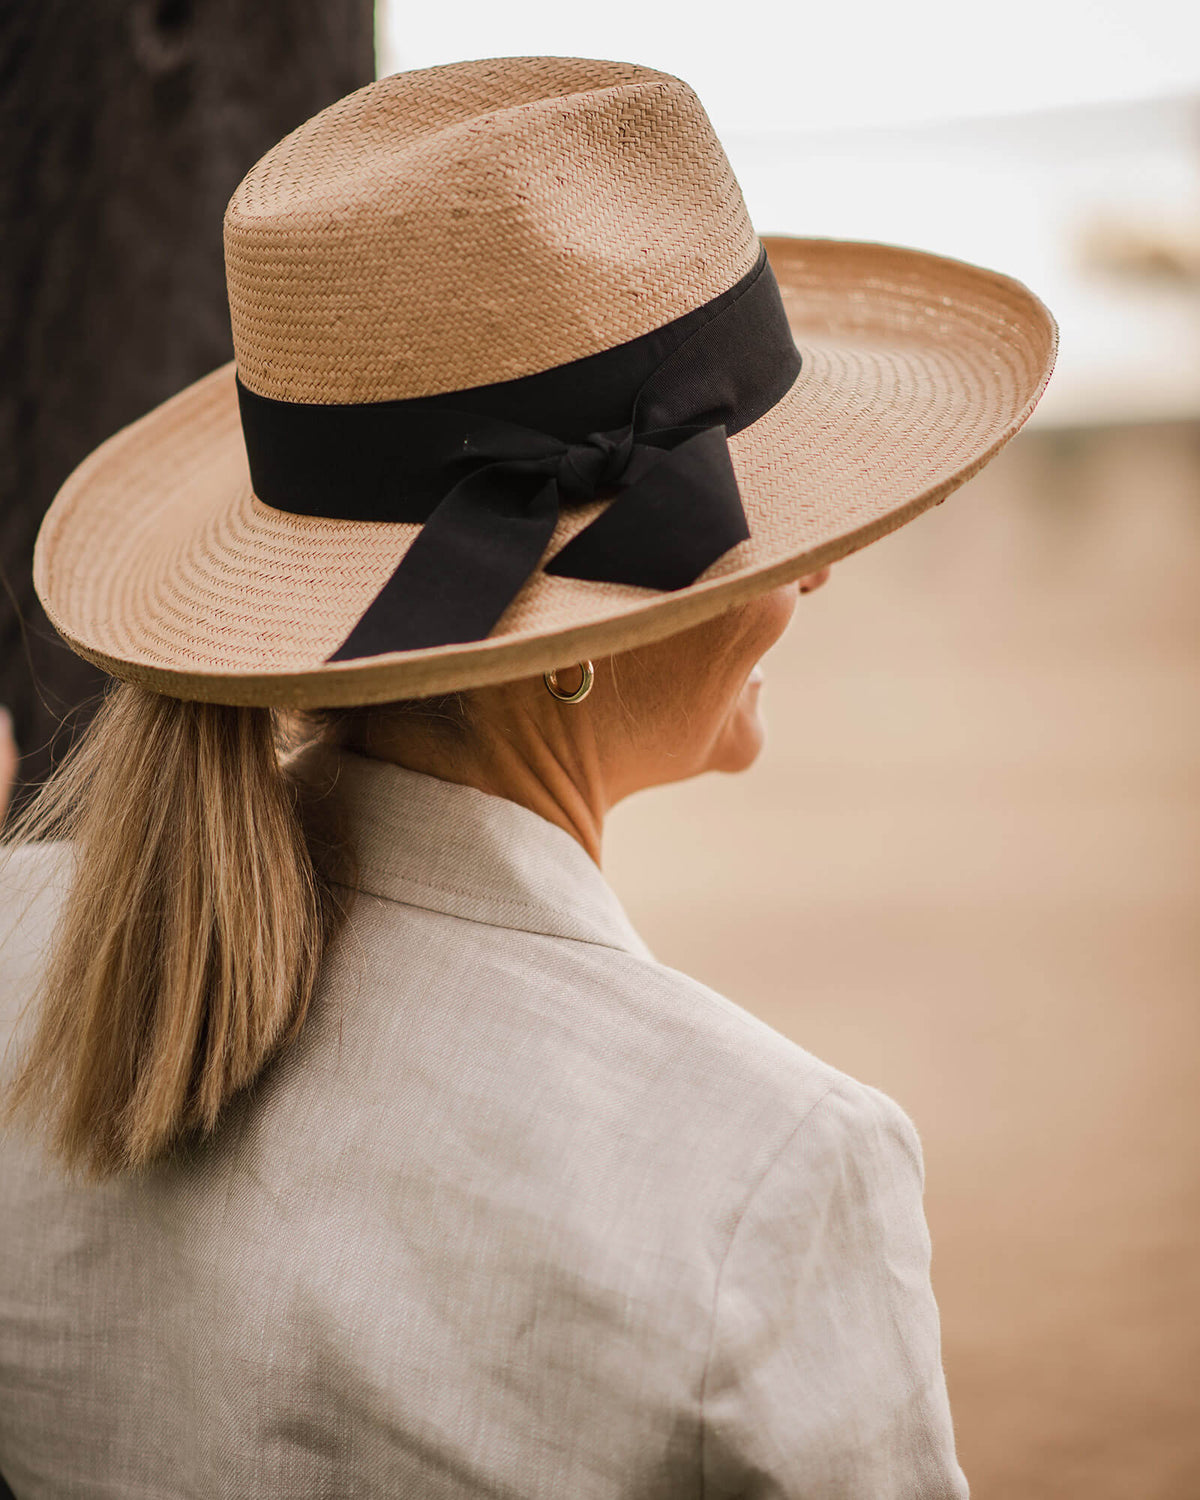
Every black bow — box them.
[235,246,801,661]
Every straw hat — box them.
[34,56,1056,709]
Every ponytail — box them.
[2,683,344,1179]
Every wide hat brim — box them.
[34,235,1056,708]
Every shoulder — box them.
[716,1068,928,1282]
[685,981,961,1495]
[324,891,917,1247]
[580,955,956,1491]
[514,933,927,1239]
[605,959,935,1343]
[565,937,915,1157]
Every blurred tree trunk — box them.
[0,0,374,807]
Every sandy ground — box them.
[604,421,1200,1499]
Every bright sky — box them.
[375,2,1200,424]
[378,0,1200,133]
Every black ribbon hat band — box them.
[235,246,801,661]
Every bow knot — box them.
[554,425,636,502]
[234,244,804,659]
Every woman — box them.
[0,57,1055,1498]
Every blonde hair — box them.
[2,683,355,1180]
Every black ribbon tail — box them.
[328,467,561,659]
[544,427,749,592]
[240,247,800,661]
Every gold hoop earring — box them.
[543,660,595,703]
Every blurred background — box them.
[3,1,1199,1493]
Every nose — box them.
[799,566,831,595]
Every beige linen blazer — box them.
[0,753,967,1499]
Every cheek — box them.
[755,582,801,645]
[704,586,797,769]
[629,584,800,780]
[707,675,769,772]
[719,585,798,706]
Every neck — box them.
[345,694,609,866]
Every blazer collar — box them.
[326,752,653,958]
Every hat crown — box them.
[224,57,759,405]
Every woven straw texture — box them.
[34,61,1056,708]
